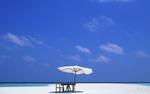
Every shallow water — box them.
[0,83,49,87]
[141,83,150,86]
[0,83,150,87]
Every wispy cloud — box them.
[75,45,91,54]
[84,16,115,32]
[67,55,82,62]
[92,0,135,3]
[29,37,44,45]
[91,55,111,63]
[137,50,149,58]
[23,56,36,63]
[99,43,124,55]
[3,32,44,47]
[3,32,31,47]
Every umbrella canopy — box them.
[58,65,93,75]
[58,65,93,82]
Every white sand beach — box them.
[0,83,150,94]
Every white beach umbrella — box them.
[58,65,93,82]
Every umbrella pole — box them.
[74,71,76,83]
[73,71,76,92]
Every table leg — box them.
[62,85,64,92]
[72,85,75,91]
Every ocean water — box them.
[0,83,49,87]
[0,83,150,87]
[141,83,150,86]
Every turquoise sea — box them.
[0,83,150,87]
[141,83,150,86]
[0,83,49,87]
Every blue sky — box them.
[0,0,150,82]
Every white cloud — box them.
[67,55,82,62]
[75,45,91,54]
[29,37,44,45]
[91,55,111,63]
[99,43,124,55]
[23,56,36,63]
[137,50,149,58]
[92,0,135,3]
[3,33,31,47]
[3,32,44,47]
[84,16,115,32]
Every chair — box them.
[55,83,64,93]
[55,82,76,92]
